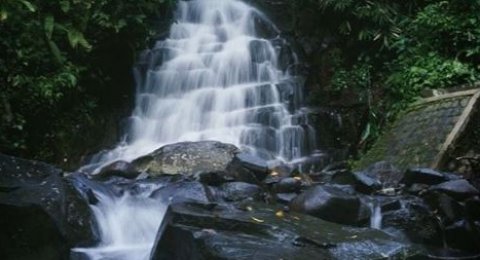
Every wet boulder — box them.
[221,182,262,202]
[352,172,382,194]
[232,152,269,179]
[330,169,383,194]
[0,154,98,260]
[276,192,298,204]
[381,196,442,246]
[151,202,419,259]
[423,191,464,224]
[93,160,139,180]
[289,185,369,226]
[132,141,239,177]
[150,181,216,205]
[272,177,302,193]
[466,197,480,220]
[403,168,451,186]
[445,220,480,252]
[430,179,479,200]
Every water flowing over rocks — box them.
[150,202,418,260]
[3,144,480,259]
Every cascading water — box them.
[87,0,315,168]
[75,0,316,259]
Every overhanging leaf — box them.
[44,15,54,39]
[20,0,36,12]
[60,1,70,13]
[67,29,92,50]
[47,40,63,64]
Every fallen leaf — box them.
[275,210,284,218]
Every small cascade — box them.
[370,203,382,230]
[72,182,167,260]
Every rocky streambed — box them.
[1,141,480,259]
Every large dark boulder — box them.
[132,141,239,177]
[381,196,442,246]
[272,177,302,193]
[221,182,263,202]
[0,154,98,260]
[445,220,480,252]
[150,181,216,205]
[289,185,369,226]
[430,179,479,200]
[423,191,464,224]
[93,160,139,180]
[151,202,419,260]
[403,168,454,186]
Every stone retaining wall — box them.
[357,88,480,170]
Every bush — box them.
[0,0,173,165]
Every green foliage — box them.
[301,0,480,150]
[385,0,480,112]
[0,0,173,164]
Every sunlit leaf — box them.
[67,29,92,50]
[0,10,7,21]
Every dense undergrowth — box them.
[295,0,480,150]
[0,0,173,167]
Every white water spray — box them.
[88,0,315,167]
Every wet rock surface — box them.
[3,143,480,260]
[132,141,240,177]
[151,202,419,260]
[94,160,139,180]
[289,185,368,226]
[0,154,98,260]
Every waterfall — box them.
[87,0,315,168]
[75,0,315,259]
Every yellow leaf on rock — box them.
[275,210,284,218]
